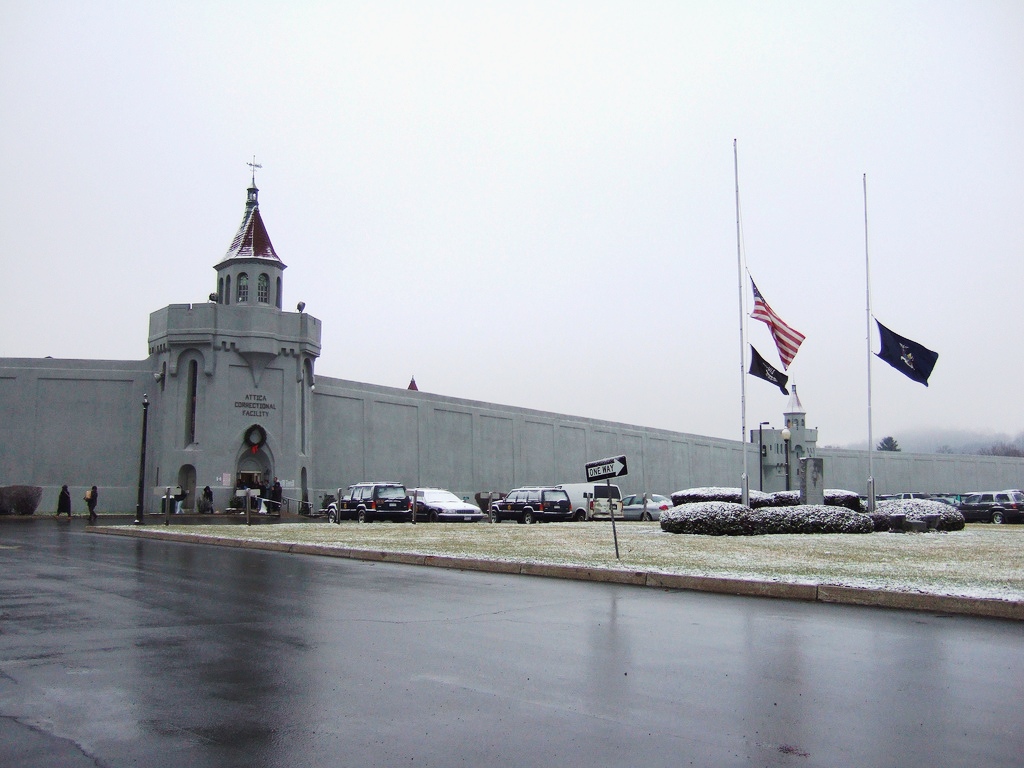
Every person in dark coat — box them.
[271,478,283,513]
[86,486,98,523]
[200,485,214,513]
[56,485,72,518]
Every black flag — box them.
[748,345,789,395]
[876,320,938,386]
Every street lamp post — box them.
[781,427,792,492]
[758,422,769,491]
[135,393,149,525]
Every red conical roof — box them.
[224,203,281,263]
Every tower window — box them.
[258,273,269,304]
[237,273,249,303]
[225,275,231,305]
[185,360,198,445]
[218,277,224,304]
[276,276,282,309]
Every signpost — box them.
[584,455,628,559]
[154,486,181,526]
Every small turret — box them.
[213,174,286,309]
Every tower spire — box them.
[245,156,262,210]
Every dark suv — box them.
[957,490,1024,524]
[490,487,572,524]
[328,482,411,523]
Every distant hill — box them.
[829,428,1024,455]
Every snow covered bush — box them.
[824,489,862,512]
[670,487,863,511]
[671,487,768,506]
[761,491,799,507]
[660,501,874,536]
[0,485,43,515]
[876,498,965,532]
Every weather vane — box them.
[247,155,262,185]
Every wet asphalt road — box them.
[1,520,1022,768]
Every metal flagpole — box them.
[863,174,875,512]
[735,140,749,506]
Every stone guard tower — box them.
[145,179,321,511]
[753,385,818,493]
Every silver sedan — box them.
[620,493,673,521]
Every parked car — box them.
[555,482,622,521]
[957,490,1024,524]
[327,481,412,523]
[409,488,484,522]
[620,493,672,521]
[490,487,572,524]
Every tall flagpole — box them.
[735,140,749,506]
[863,173,875,512]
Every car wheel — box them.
[992,511,1005,524]
[641,510,652,522]
[327,507,337,524]
[574,509,586,522]
[522,510,534,525]
[357,508,367,523]
[429,510,438,523]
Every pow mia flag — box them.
[748,344,789,395]
[876,320,938,386]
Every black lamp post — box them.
[135,393,149,525]
[781,426,792,492]
[758,421,769,491]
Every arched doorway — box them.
[236,424,273,494]
[177,464,197,511]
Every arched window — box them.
[258,273,269,304]
[218,277,224,304]
[276,276,282,309]
[225,275,231,305]
[237,273,249,303]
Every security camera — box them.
[297,301,306,312]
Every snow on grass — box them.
[141,520,1024,602]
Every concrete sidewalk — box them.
[90,524,1024,622]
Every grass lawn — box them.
[146,519,1024,602]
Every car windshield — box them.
[376,485,406,500]
[1010,492,1024,503]
[422,490,461,503]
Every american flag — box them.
[750,279,805,369]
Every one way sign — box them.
[584,455,628,482]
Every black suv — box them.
[490,487,572,524]
[328,482,412,523]
[957,490,1024,524]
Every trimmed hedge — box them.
[876,498,965,532]
[0,485,44,515]
[670,486,863,511]
[660,501,874,536]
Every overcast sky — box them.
[2,1,1022,449]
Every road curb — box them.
[88,526,1023,621]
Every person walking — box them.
[56,485,72,519]
[85,485,98,524]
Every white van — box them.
[555,482,623,521]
